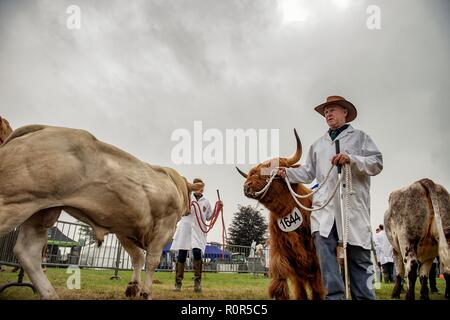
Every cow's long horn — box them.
[286,128,302,165]
[235,166,248,179]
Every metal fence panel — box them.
[0,220,268,275]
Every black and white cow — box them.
[384,178,449,300]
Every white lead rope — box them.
[255,163,353,213]
[254,162,353,299]
[285,170,342,212]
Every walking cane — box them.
[336,140,350,300]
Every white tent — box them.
[79,242,133,269]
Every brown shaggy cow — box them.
[236,129,325,300]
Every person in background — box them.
[170,178,221,292]
[374,224,394,283]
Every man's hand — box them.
[277,167,287,178]
[331,153,350,166]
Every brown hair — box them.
[193,178,203,184]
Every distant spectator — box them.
[374,224,394,283]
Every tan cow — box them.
[384,178,450,300]
[0,125,203,299]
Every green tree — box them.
[227,205,268,247]
[78,222,96,246]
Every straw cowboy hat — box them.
[314,96,357,122]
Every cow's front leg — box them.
[140,252,161,300]
[117,235,145,299]
[268,251,290,300]
[268,277,290,300]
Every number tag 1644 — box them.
[277,207,303,232]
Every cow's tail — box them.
[1,124,47,146]
[419,178,450,273]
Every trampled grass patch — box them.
[0,267,446,300]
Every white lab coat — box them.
[286,125,383,250]
[374,230,394,265]
[170,194,213,253]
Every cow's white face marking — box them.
[277,207,303,232]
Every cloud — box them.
[0,0,448,242]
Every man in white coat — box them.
[170,178,214,292]
[278,96,383,300]
[374,224,394,283]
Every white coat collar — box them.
[324,124,355,142]
[191,194,204,201]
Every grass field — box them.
[0,267,447,300]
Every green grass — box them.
[0,267,447,300]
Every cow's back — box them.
[0,124,189,245]
[0,125,184,216]
[385,179,450,253]
[432,182,450,237]
[385,181,431,244]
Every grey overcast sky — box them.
[1,0,449,243]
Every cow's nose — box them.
[244,183,252,195]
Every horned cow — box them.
[237,130,325,300]
[0,124,203,299]
[384,178,450,300]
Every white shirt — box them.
[170,194,212,253]
[286,125,383,250]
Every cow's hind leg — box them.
[391,242,406,299]
[419,259,433,300]
[0,205,38,236]
[309,256,326,300]
[13,208,61,300]
[444,273,450,299]
[405,258,419,300]
[117,235,145,299]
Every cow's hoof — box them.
[41,293,60,300]
[140,291,152,300]
[405,292,415,301]
[391,293,400,299]
[420,295,430,300]
[125,281,140,298]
